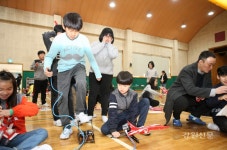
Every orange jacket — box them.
[2,95,39,134]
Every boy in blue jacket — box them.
[101,71,150,138]
[44,12,102,140]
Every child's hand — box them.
[216,86,227,94]
[0,109,10,117]
[35,62,39,67]
[96,78,101,81]
[111,131,120,138]
[44,68,53,77]
[218,94,227,101]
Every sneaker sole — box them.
[186,119,206,125]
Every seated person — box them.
[0,70,52,150]
[206,66,227,133]
[140,77,163,108]
[101,71,150,138]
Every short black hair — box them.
[116,71,133,85]
[54,25,65,33]
[63,12,83,31]
[217,66,227,76]
[99,27,114,44]
[37,50,45,55]
[148,61,155,68]
[197,50,216,62]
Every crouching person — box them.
[101,71,150,138]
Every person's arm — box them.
[108,93,119,134]
[180,68,211,98]
[91,41,105,55]
[0,96,39,118]
[144,85,161,96]
[85,43,102,79]
[164,74,168,83]
[30,60,37,70]
[44,37,59,73]
[106,43,118,59]
[127,93,139,125]
[42,31,56,51]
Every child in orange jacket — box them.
[0,70,52,150]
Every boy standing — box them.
[101,71,150,138]
[44,12,102,140]
[31,50,48,106]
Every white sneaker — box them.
[42,103,49,107]
[31,144,52,150]
[77,112,90,124]
[207,123,220,131]
[53,119,62,127]
[102,116,108,123]
[60,127,73,139]
[88,116,93,121]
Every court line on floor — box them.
[87,123,134,150]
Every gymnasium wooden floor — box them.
[25,93,227,150]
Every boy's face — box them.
[38,53,45,61]
[65,27,79,40]
[217,75,227,86]
[117,84,131,95]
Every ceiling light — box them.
[109,1,116,8]
[181,24,187,28]
[208,11,214,16]
[146,12,152,18]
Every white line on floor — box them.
[87,123,134,150]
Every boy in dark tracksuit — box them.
[101,71,150,138]
[206,66,227,133]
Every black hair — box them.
[54,25,65,33]
[99,27,114,44]
[0,70,17,108]
[197,50,216,62]
[217,66,227,76]
[148,77,158,90]
[63,12,83,31]
[148,61,155,68]
[116,71,133,85]
[37,50,45,55]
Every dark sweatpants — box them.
[49,76,74,121]
[173,94,210,120]
[32,79,48,105]
[213,116,227,133]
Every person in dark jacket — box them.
[101,71,150,137]
[16,73,22,91]
[42,25,67,127]
[160,70,168,88]
[164,50,227,127]
[206,65,227,133]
